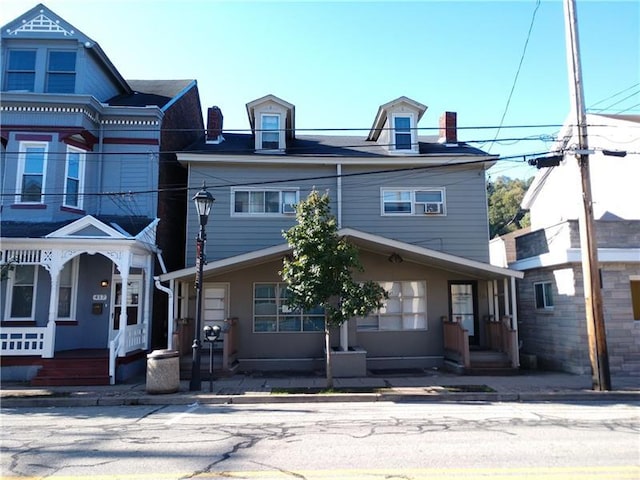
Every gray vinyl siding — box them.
[187,163,338,264]
[80,49,122,101]
[341,163,490,262]
[99,143,158,217]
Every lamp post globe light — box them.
[190,182,215,391]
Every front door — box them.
[449,282,478,345]
[110,276,143,341]
[202,283,228,345]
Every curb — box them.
[2,391,639,408]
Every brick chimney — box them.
[206,106,223,143]
[438,111,457,145]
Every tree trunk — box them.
[325,327,333,389]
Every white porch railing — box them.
[108,324,147,385]
[0,327,48,356]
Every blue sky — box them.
[2,1,639,180]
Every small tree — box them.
[281,190,387,387]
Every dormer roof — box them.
[246,94,296,140]
[367,96,428,141]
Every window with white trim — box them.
[254,283,325,332]
[260,114,281,150]
[382,188,445,215]
[17,142,48,203]
[46,51,76,93]
[357,281,427,331]
[393,115,412,150]
[7,265,38,320]
[233,189,298,215]
[57,259,78,319]
[63,146,85,208]
[534,281,554,309]
[5,50,36,91]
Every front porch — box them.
[443,315,520,375]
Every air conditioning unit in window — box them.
[282,203,296,214]
[424,203,443,214]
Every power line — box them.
[0,152,550,200]
[488,0,542,153]
[587,82,640,110]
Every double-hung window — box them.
[261,114,280,150]
[5,50,36,92]
[254,283,325,332]
[358,281,427,331]
[534,281,554,309]
[233,189,298,215]
[7,265,38,320]
[57,260,78,319]
[18,142,48,203]
[393,116,412,150]
[382,188,445,215]
[46,51,76,93]
[64,147,85,209]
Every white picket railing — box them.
[0,327,47,355]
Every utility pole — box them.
[563,0,611,390]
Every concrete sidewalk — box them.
[1,370,638,408]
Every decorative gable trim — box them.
[45,215,127,239]
[6,10,75,37]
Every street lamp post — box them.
[190,182,215,391]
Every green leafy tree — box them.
[281,190,387,387]
[487,176,533,238]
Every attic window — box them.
[5,50,36,92]
[46,51,76,93]
[261,114,280,150]
[394,116,412,150]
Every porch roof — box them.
[159,228,524,282]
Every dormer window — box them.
[367,97,427,155]
[394,116,412,150]
[246,95,295,154]
[261,114,280,150]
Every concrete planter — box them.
[329,346,367,377]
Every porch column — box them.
[493,280,500,320]
[340,322,348,351]
[41,251,64,359]
[503,278,510,325]
[43,265,61,358]
[142,254,153,350]
[116,254,131,357]
[487,281,495,321]
[511,276,520,368]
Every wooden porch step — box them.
[30,356,110,386]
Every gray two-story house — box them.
[0,4,203,385]
[160,94,524,377]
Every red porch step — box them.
[31,355,110,386]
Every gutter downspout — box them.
[154,276,174,349]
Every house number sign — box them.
[93,294,107,301]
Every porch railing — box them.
[0,327,48,356]
[108,324,147,384]
[486,316,518,368]
[442,320,470,368]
